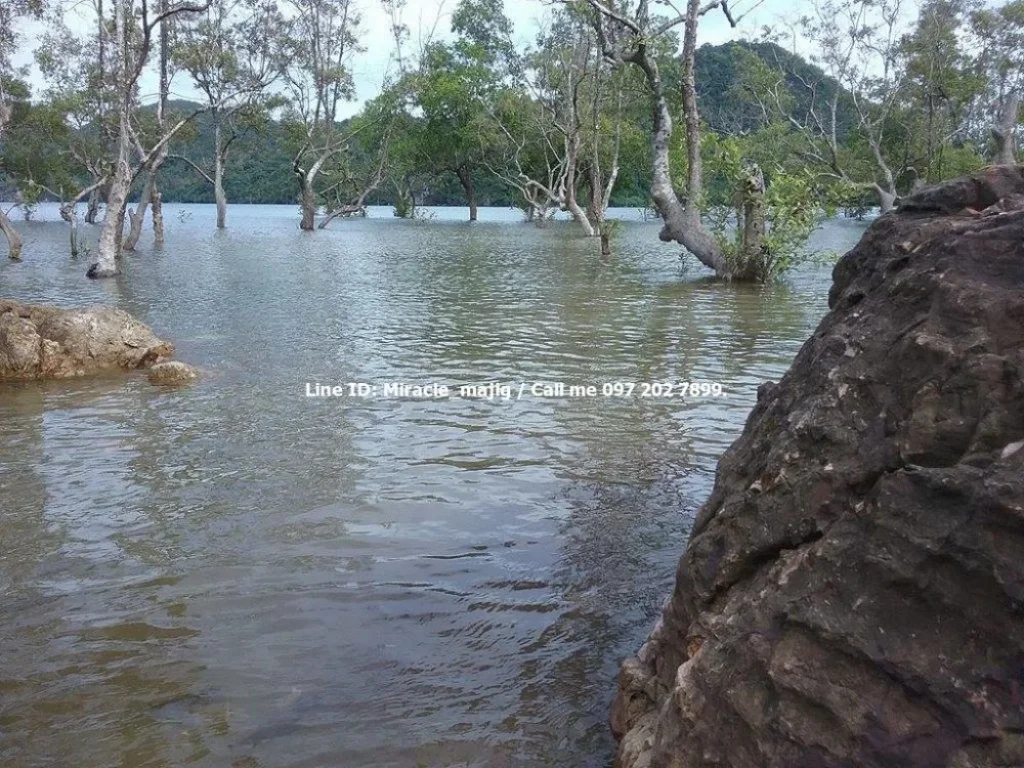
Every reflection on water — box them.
[0,205,867,766]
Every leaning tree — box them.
[281,0,362,231]
[561,0,768,280]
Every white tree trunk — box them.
[89,0,131,279]
[152,183,165,247]
[620,0,732,277]
[0,209,22,260]
[85,187,102,224]
[214,127,227,229]
[561,137,596,238]
[123,171,157,251]
[90,161,130,278]
[877,186,897,214]
[90,3,132,276]
[150,0,169,249]
[299,178,317,230]
[994,91,1020,166]
[59,203,81,257]
[215,177,227,229]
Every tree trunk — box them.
[535,199,551,227]
[151,183,164,247]
[738,165,766,280]
[561,138,597,237]
[299,178,317,230]
[586,165,602,227]
[295,148,338,230]
[993,91,1020,166]
[0,208,22,260]
[123,171,156,251]
[59,203,81,257]
[626,0,729,278]
[215,176,227,229]
[214,136,227,229]
[89,0,130,279]
[456,166,478,222]
[563,195,595,235]
[85,186,101,224]
[150,0,168,249]
[91,165,129,278]
[91,162,129,278]
[876,185,897,214]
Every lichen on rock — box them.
[0,299,175,381]
[612,166,1024,768]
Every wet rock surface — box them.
[0,299,175,380]
[612,167,1024,768]
[147,360,199,385]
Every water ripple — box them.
[0,204,865,767]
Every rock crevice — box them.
[612,166,1024,768]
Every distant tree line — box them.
[1,0,1021,282]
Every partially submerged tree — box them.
[561,0,769,280]
[1,85,108,257]
[88,0,219,279]
[483,6,628,240]
[533,9,603,236]
[0,0,45,259]
[316,89,398,228]
[281,0,362,231]
[758,0,910,212]
[0,78,28,260]
[485,87,567,225]
[122,0,175,253]
[33,3,117,238]
[172,0,286,228]
[971,0,1024,165]
[407,0,517,222]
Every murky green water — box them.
[0,205,868,767]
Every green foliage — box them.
[760,171,841,276]
[0,79,80,201]
[702,130,840,280]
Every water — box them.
[0,204,868,767]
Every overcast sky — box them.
[12,0,779,118]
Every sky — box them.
[12,0,780,119]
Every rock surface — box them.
[0,299,174,380]
[612,166,1024,768]
[147,360,199,385]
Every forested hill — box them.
[152,41,849,207]
[695,41,856,137]
[154,106,518,208]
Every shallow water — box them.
[0,205,868,767]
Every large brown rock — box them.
[612,167,1024,768]
[0,300,174,380]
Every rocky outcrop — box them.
[612,166,1024,768]
[0,300,175,380]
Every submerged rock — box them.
[0,299,175,380]
[612,167,1024,768]
[147,361,199,385]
